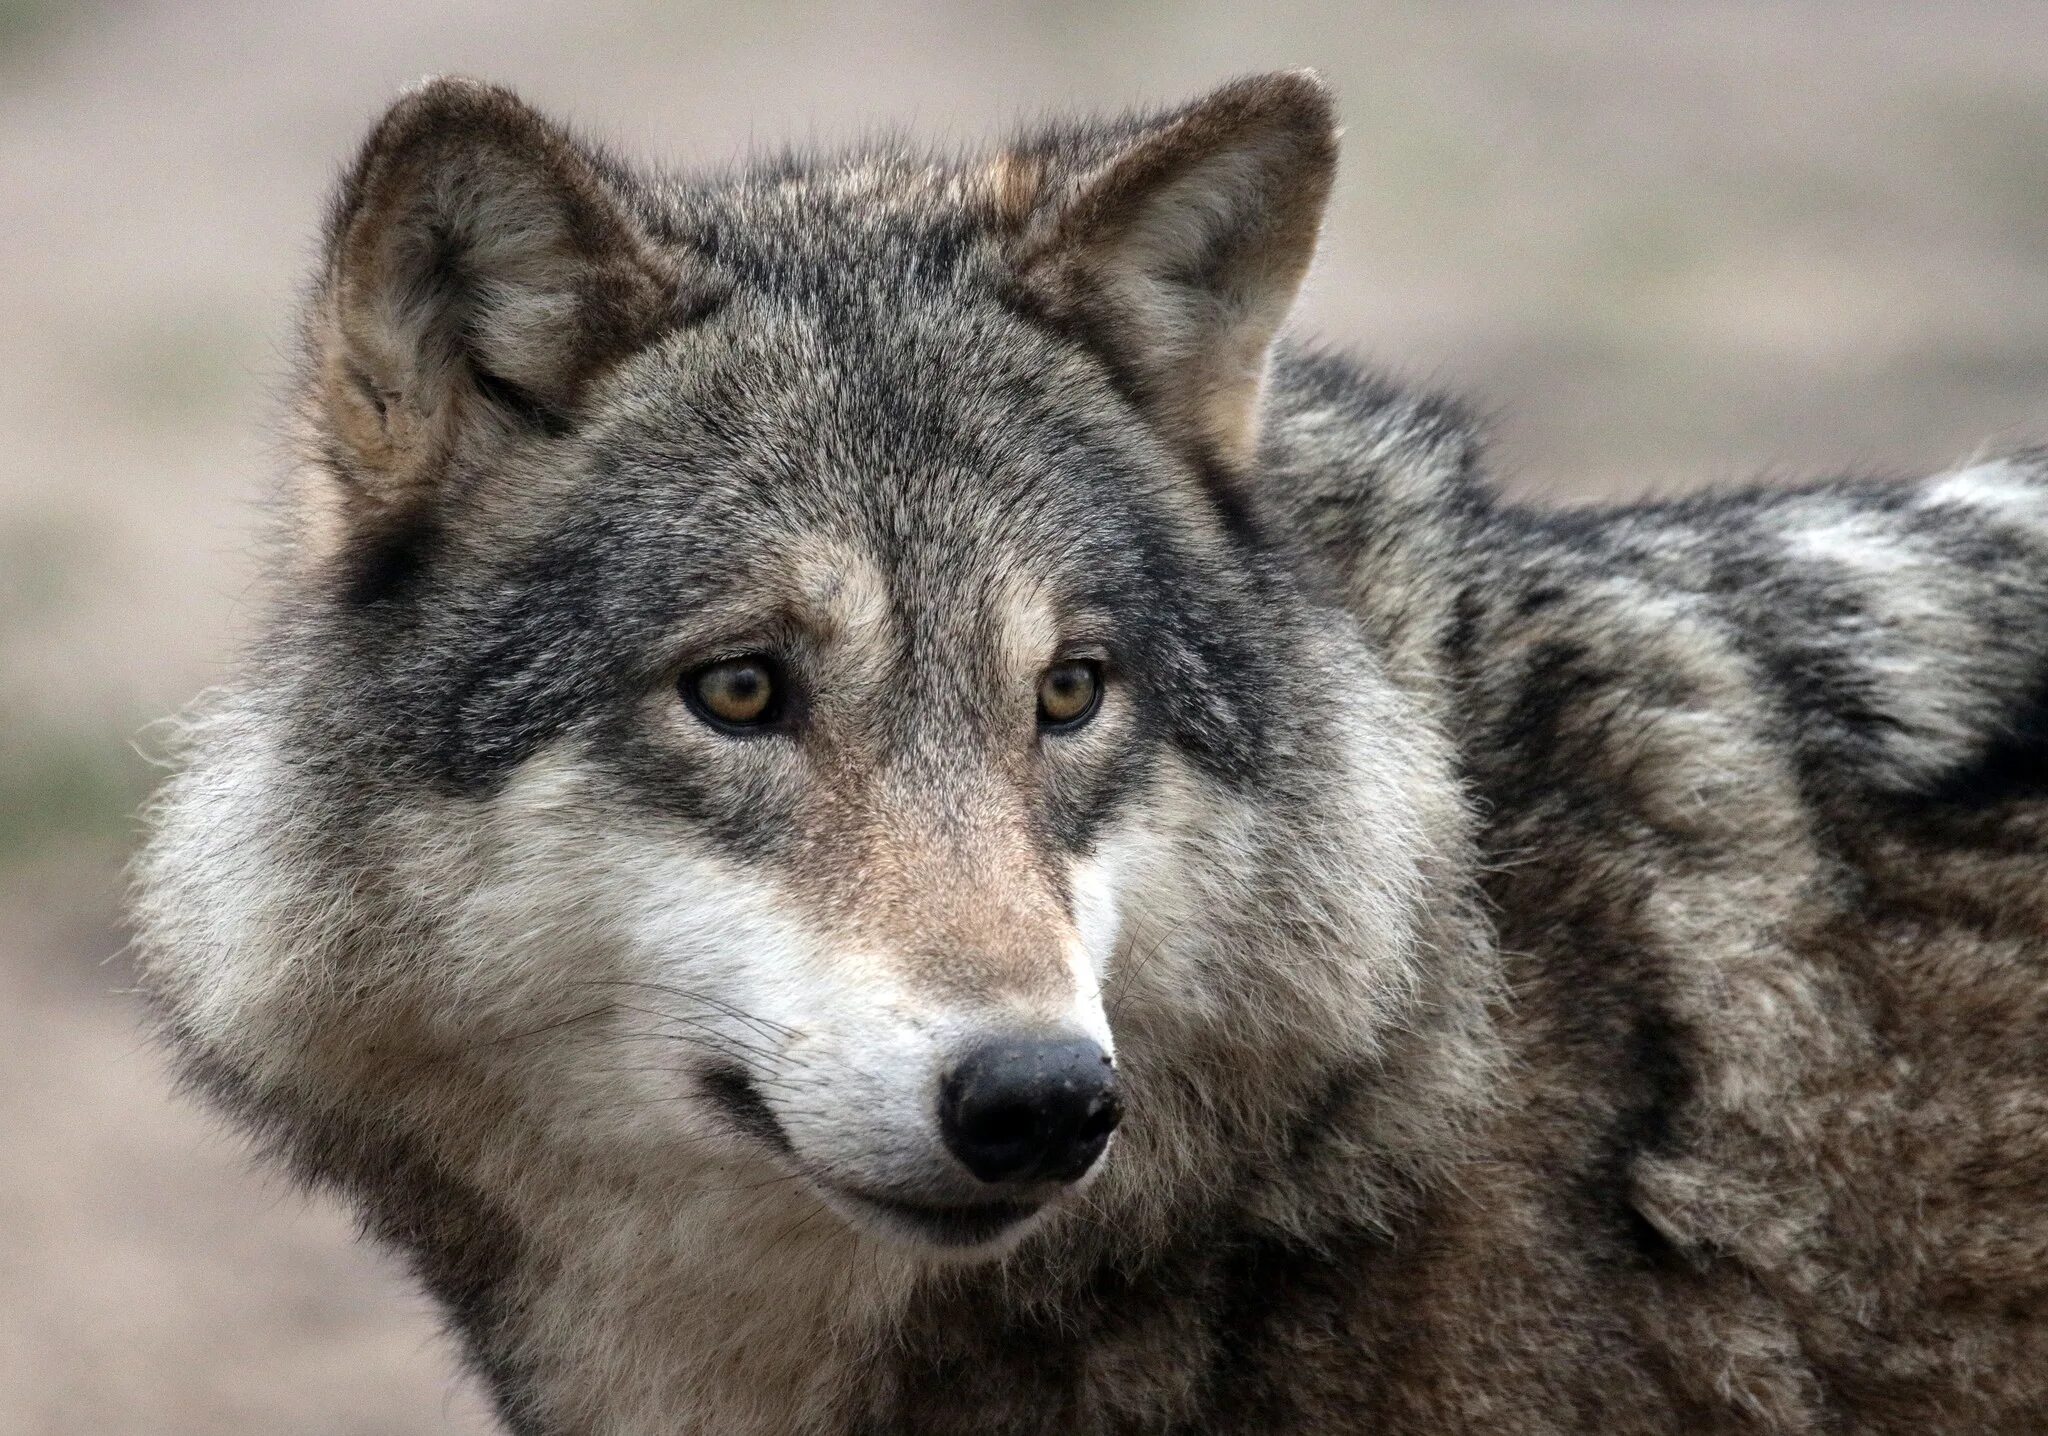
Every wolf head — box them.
[138,74,1487,1276]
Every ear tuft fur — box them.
[309,78,698,526]
[1011,71,1338,471]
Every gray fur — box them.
[134,73,2048,1433]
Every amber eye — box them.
[1037,659,1103,730]
[684,656,781,732]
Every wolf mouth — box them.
[819,1182,1045,1248]
[699,1063,1046,1246]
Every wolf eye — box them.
[684,656,781,732]
[1037,660,1102,730]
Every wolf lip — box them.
[822,1183,1044,1247]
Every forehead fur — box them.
[278,83,1330,830]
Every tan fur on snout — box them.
[731,538,1093,1024]
[828,788,1078,1014]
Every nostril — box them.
[939,1035,1122,1187]
[1076,1093,1122,1145]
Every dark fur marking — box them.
[699,1063,796,1158]
[470,364,575,438]
[1920,667,2048,810]
[341,510,442,608]
[995,278,1148,417]
[1599,1007,1695,1271]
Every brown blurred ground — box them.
[3,2,2045,1431]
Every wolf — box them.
[132,70,2048,1433]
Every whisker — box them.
[1105,933,1175,1020]
[604,1002,793,1066]
[460,1002,620,1051]
[689,1170,815,1199]
[572,978,799,1040]
[758,1193,837,1258]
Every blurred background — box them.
[3,2,2045,1430]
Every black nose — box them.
[939,1036,1122,1186]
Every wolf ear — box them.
[1007,72,1337,471]
[311,78,692,520]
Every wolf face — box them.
[141,73,1473,1309]
[396,310,1268,1250]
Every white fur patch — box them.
[1066,850,1123,1056]
[1920,460,2048,525]
[1784,514,1922,576]
[1780,507,2004,785]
